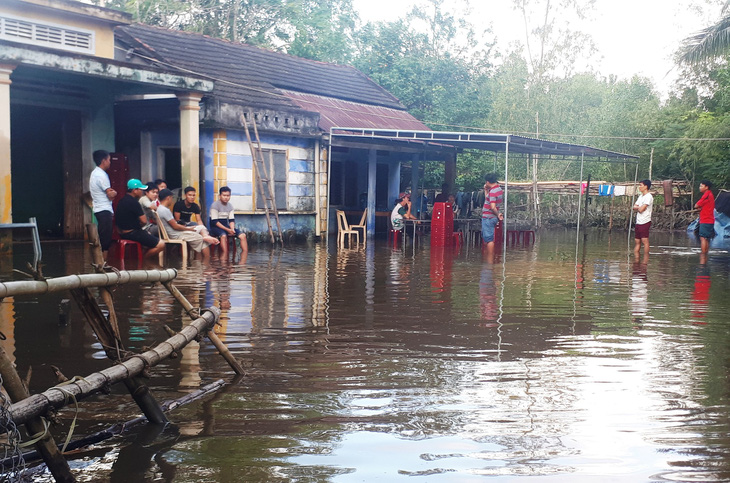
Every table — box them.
[403,219,431,255]
[454,218,482,249]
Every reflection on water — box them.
[2,231,730,481]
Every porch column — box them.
[444,152,456,195]
[0,64,15,226]
[411,153,420,212]
[389,160,400,204]
[366,148,377,238]
[177,92,203,193]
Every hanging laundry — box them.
[613,185,626,196]
[599,185,614,196]
[624,185,636,196]
[581,182,587,194]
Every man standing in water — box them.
[695,179,715,263]
[633,179,653,260]
[89,150,116,260]
[482,173,504,262]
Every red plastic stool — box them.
[116,239,143,261]
[453,231,464,246]
[388,229,402,247]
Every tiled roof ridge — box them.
[125,22,360,72]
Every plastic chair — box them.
[153,212,188,264]
[350,209,367,245]
[336,210,360,248]
[116,238,143,261]
[388,229,402,247]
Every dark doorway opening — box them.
[162,148,181,191]
[11,105,71,238]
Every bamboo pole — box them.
[0,269,177,298]
[162,281,245,375]
[9,307,220,426]
[0,344,74,482]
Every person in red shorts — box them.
[632,180,653,261]
[694,179,716,260]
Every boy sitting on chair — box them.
[159,189,219,259]
[174,186,214,238]
[210,186,248,255]
[391,192,416,231]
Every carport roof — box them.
[330,128,639,162]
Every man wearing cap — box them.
[115,179,165,260]
[391,192,416,231]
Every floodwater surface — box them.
[2,229,730,482]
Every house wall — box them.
[1,1,121,58]
[201,128,318,238]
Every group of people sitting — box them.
[116,179,248,261]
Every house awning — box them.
[282,90,430,132]
[329,128,638,162]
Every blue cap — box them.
[127,179,147,190]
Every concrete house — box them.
[1,0,437,242]
[114,24,431,240]
[0,0,212,239]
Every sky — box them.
[351,0,724,97]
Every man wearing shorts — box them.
[210,186,248,255]
[89,150,117,260]
[115,179,165,260]
[482,173,504,261]
[633,179,653,260]
[695,179,716,259]
[158,189,219,259]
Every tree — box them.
[679,1,730,65]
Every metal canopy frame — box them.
[330,128,639,162]
[328,127,641,252]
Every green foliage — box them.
[102,0,730,191]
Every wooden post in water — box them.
[0,344,74,482]
[69,287,168,423]
[608,192,615,233]
[162,281,245,375]
[85,224,121,342]
[79,224,167,423]
[581,175,591,233]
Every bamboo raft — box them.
[0,225,244,482]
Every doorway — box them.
[11,105,79,238]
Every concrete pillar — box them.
[366,148,377,238]
[177,92,203,193]
[444,152,456,195]
[389,159,400,204]
[0,64,15,226]
[411,152,420,197]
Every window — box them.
[0,14,94,54]
[256,149,287,211]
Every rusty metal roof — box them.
[283,91,430,132]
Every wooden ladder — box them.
[241,112,283,245]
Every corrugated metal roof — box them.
[283,90,430,132]
[330,128,638,161]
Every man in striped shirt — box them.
[482,173,504,260]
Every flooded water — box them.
[3,229,730,482]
